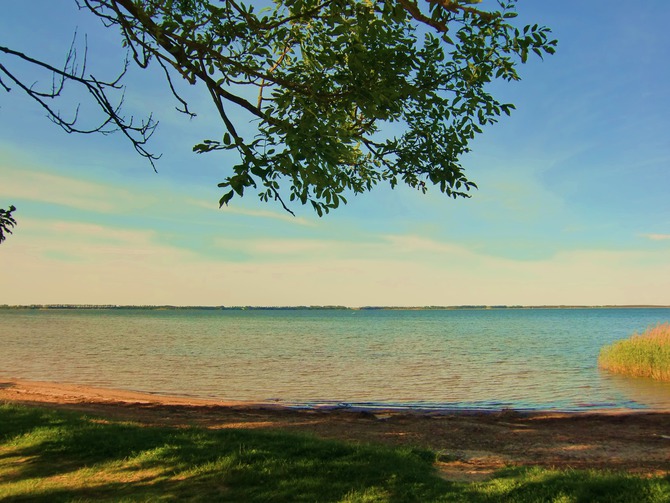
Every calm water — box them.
[1,308,670,411]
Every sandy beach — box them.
[1,378,669,481]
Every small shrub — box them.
[599,323,670,381]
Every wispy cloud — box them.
[0,166,154,213]
[212,237,363,258]
[209,234,480,264]
[642,233,670,241]
[227,206,315,226]
[9,218,183,262]
[185,198,315,226]
[47,221,153,243]
[381,234,466,255]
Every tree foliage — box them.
[0,0,555,216]
[0,205,17,244]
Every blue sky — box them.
[1,1,669,306]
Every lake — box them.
[1,307,669,411]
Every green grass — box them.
[599,323,670,381]
[0,403,668,502]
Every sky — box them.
[1,1,669,307]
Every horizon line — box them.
[3,304,670,310]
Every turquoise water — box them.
[1,308,669,411]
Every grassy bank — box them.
[1,404,669,502]
[599,323,670,381]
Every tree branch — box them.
[0,42,159,170]
[394,0,449,33]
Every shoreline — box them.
[2,377,666,416]
[2,377,669,478]
[0,378,264,409]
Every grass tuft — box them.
[599,323,670,381]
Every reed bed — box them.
[599,323,670,381]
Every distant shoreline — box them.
[2,304,670,311]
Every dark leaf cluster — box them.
[0,205,17,244]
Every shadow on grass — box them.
[1,404,668,502]
[0,403,453,502]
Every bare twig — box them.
[0,42,159,170]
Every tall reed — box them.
[598,323,670,381]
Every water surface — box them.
[1,308,669,411]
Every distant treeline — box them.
[1,305,668,311]
[0,305,349,310]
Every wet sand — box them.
[1,378,669,481]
